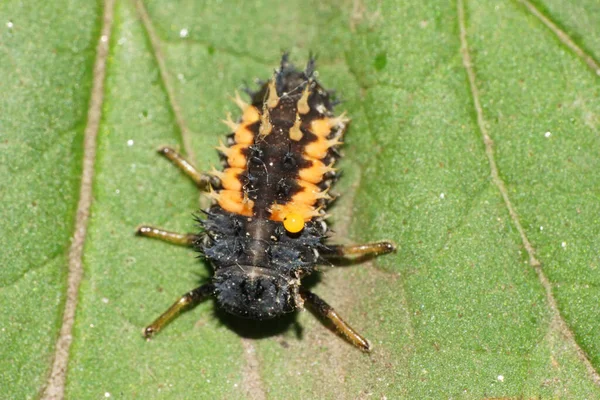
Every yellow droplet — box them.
[283,212,305,233]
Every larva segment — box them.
[213,58,347,226]
[290,180,331,205]
[297,85,311,115]
[242,106,260,124]
[234,126,254,144]
[310,113,349,137]
[208,189,254,216]
[232,91,249,111]
[222,113,239,132]
[217,142,248,168]
[211,167,245,191]
[298,158,336,184]
[289,114,303,141]
[259,105,273,137]
[266,79,280,109]
[304,136,343,159]
[269,202,321,222]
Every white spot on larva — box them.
[7,21,13,28]
[540,226,544,231]
[127,139,134,147]
[497,375,504,382]
[179,28,189,38]
[544,131,551,138]
[439,193,445,199]
[561,241,567,248]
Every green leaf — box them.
[1,0,599,398]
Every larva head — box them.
[212,267,299,319]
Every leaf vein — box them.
[516,0,600,76]
[134,0,195,163]
[457,0,600,386]
[41,1,116,398]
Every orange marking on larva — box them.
[331,112,350,128]
[242,105,260,125]
[234,125,254,144]
[310,118,331,137]
[222,113,239,132]
[266,79,279,109]
[304,136,343,159]
[232,91,249,111]
[206,186,220,201]
[269,202,319,222]
[291,180,321,206]
[315,187,332,201]
[310,113,349,137]
[217,189,254,216]
[259,106,273,136]
[297,86,311,114]
[217,141,248,168]
[298,158,330,184]
[289,114,303,141]
[208,166,223,179]
[219,168,245,191]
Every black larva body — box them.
[198,57,338,319]
[138,55,395,351]
[198,209,324,319]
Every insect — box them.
[136,55,395,351]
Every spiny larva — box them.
[136,54,395,351]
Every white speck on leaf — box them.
[179,28,189,38]
[440,192,445,199]
[127,139,134,147]
[104,393,111,398]
[562,241,567,248]
[6,21,13,28]
[540,226,544,231]
[497,375,504,382]
[102,298,109,304]
[544,131,551,138]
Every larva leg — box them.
[158,146,218,188]
[144,283,215,339]
[321,241,396,259]
[300,288,371,352]
[136,225,197,246]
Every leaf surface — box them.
[1,0,599,398]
